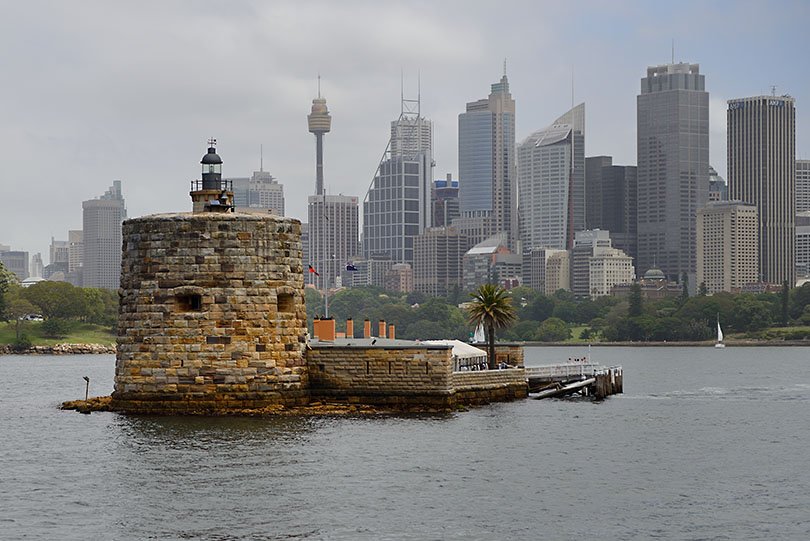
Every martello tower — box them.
[112,141,308,413]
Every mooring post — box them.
[83,376,90,402]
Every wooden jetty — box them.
[525,363,623,400]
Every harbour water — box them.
[1,346,809,540]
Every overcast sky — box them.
[2,0,809,261]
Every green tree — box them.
[680,272,690,303]
[525,294,555,322]
[465,284,517,369]
[780,280,790,326]
[5,296,38,340]
[698,282,708,296]
[0,261,18,321]
[789,283,810,319]
[21,281,85,320]
[552,301,578,323]
[628,282,643,317]
[534,317,571,342]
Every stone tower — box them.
[112,142,308,413]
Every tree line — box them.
[308,281,810,342]
[0,262,118,345]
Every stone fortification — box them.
[307,339,527,407]
[112,213,308,413]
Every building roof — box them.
[421,339,487,360]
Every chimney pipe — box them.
[388,324,395,340]
[346,318,354,338]
[379,320,387,338]
[363,319,371,338]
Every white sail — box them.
[717,321,723,343]
[473,323,485,343]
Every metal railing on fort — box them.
[190,179,233,191]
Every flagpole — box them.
[325,266,329,318]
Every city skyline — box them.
[2,1,809,260]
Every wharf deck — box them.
[526,363,623,399]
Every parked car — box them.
[21,314,44,321]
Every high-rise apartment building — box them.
[363,96,433,263]
[458,71,517,249]
[727,95,796,285]
[518,104,585,251]
[413,226,467,297]
[696,201,759,293]
[796,160,810,213]
[82,181,126,289]
[637,62,709,280]
[308,194,359,290]
[584,156,637,262]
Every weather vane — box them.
[208,137,217,147]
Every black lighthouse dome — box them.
[200,138,222,190]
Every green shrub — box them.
[41,318,71,338]
[11,334,32,352]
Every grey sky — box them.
[2,0,809,261]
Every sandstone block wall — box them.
[451,369,528,404]
[307,345,454,406]
[494,344,524,367]
[307,344,527,407]
[113,213,308,413]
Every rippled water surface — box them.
[1,346,809,540]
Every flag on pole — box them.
[308,265,320,276]
[346,263,358,271]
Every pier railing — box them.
[525,363,604,380]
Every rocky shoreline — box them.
[0,343,116,355]
[61,395,462,416]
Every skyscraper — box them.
[363,92,433,263]
[458,70,517,249]
[727,95,796,285]
[518,103,585,251]
[637,62,709,280]
[585,156,637,262]
[82,180,126,289]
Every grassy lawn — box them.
[567,325,594,343]
[0,321,116,346]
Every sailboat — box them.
[472,323,485,344]
[715,316,725,348]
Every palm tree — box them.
[465,284,517,369]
